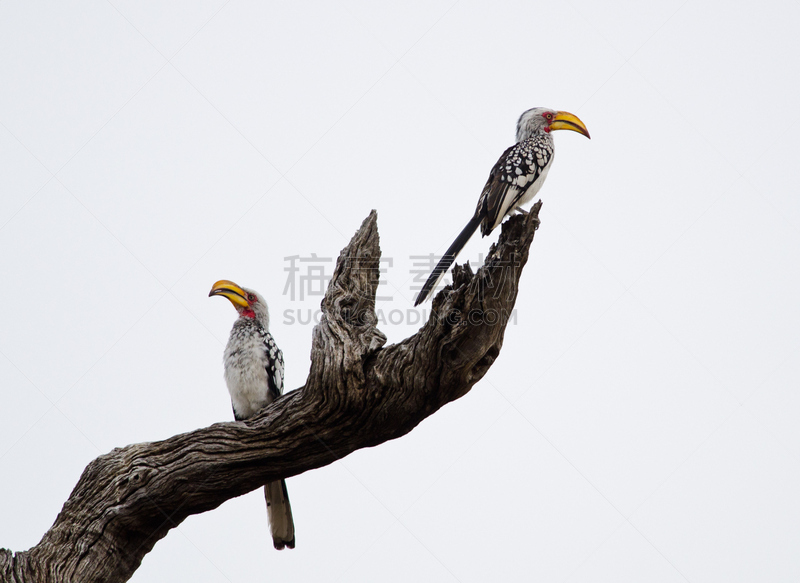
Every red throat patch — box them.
[241,308,256,319]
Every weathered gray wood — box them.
[0,204,542,583]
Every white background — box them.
[2,0,800,581]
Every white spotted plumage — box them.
[214,284,295,550]
[478,133,554,233]
[414,106,589,306]
[223,318,285,420]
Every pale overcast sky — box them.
[2,1,800,581]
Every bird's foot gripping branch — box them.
[0,204,541,583]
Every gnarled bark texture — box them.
[1,203,542,583]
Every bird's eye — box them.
[545,112,553,120]
[248,294,256,302]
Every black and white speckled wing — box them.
[261,329,284,402]
[478,136,553,235]
[258,330,293,550]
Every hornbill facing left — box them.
[414,107,590,305]
[209,280,295,550]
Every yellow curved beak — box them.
[551,111,590,139]
[209,279,249,309]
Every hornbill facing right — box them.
[414,107,590,306]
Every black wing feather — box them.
[261,330,284,402]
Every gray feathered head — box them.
[209,280,270,327]
[516,107,591,142]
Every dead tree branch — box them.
[1,203,542,583]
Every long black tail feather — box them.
[265,479,295,550]
[414,215,482,306]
